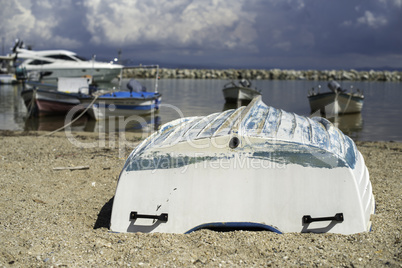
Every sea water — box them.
[0,79,401,142]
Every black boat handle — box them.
[130,211,168,222]
[303,213,343,224]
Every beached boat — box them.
[222,79,261,103]
[21,77,90,117]
[110,96,375,235]
[308,81,364,115]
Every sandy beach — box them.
[0,130,400,267]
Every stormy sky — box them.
[1,0,401,70]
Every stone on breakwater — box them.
[123,68,402,81]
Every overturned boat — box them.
[110,96,375,235]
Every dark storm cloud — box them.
[0,0,401,69]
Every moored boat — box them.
[79,90,161,120]
[308,81,364,115]
[12,40,123,83]
[0,74,18,84]
[110,96,375,235]
[78,65,162,120]
[222,79,261,103]
[21,77,90,117]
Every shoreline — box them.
[123,68,402,81]
[0,130,400,266]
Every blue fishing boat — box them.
[79,90,161,120]
[79,65,162,120]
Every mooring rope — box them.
[41,89,114,137]
[343,93,353,115]
[26,88,37,118]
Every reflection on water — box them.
[0,79,401,142]
[24,115,89,132]
[326,113,363,140]
[0,84,27,130]
[24,113,161,133]
[222,100,252,111]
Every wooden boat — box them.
[79,90,162,120]
[79,65,162,120]
[222,79,261,103]
[308,81,364,115]
[20,77,90,117]
[110,96,375,235]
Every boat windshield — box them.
[46,54,78,61]
[28,60,52,65]
[74,55,89,61]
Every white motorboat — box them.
[222,79,261,103]
[308,81,364,115]
[12,40,123,83]
[110,96,375,235]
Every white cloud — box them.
[379,0,402,8]
[393,0,402,7]
[0,0,81,49]
[84,0,257,52]
[357,10,387,29]
[0,0,35,44]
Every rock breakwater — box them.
[123,68,402,81]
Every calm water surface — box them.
[0,79,401,142]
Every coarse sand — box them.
[0,130,400,267]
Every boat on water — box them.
[308,81,364,115]
[0,53,19,84]
[21,77,90,117]
[222,79,261,103]
[110,96,375,235]
[79,90,161,120]
[12,40,123,83]
[0,73,18,84]
[21,65,162,119]
[79,65,162,120]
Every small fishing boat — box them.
[0,74,18,84]
[308,81,364,115]
[79,65,162,120]
[222,79,261,103]
[79,89,162,120]
[110,96,375,235]
[21,77,90,117]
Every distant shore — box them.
[123,68,402,81]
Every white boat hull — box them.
[308,92,364,114]
[80,95,161,120]
[110,96,375,235]
[25,66,122,82]
[0,74,17,84]
[14,45,123,82]
[223,86,261,102]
